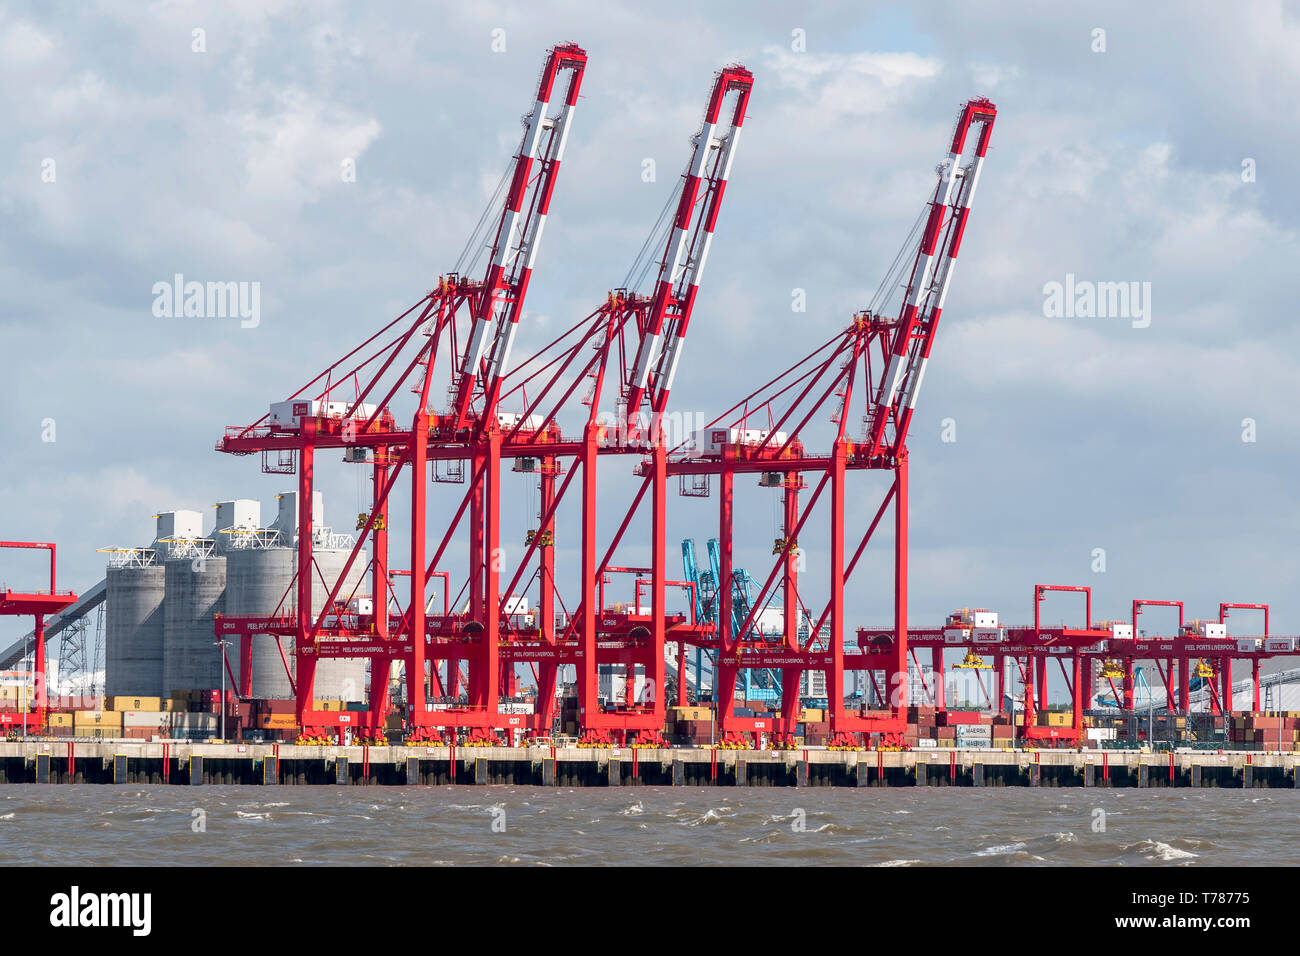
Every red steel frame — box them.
[896,589,1293,746]
[215,50,755,746]
[663,97,997,749]
[216,42,589,743]
[897,585,1111,745]
[0,542,77,731]
[206,55,1296,753]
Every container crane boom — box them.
[623,66,753,437]
[450,43,588,434]
[864,97,996,460]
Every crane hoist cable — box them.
[867,201,928,315]
[621,174,683,293]
[453,156,515,278]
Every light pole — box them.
[22,627,29,740]
[214,638,231,743]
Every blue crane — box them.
[680,538,783,703]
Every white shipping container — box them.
[917,738,938,748]
[269,400,378,431]
[1086,727,1118,741]
[696,427,789,455]
[122,711,169,728]
[958,738,991,749]
[956,724,992,738]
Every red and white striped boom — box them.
[451,42,588,432]
[623,65,753,435]
[863,97,996,459]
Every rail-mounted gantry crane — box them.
[0,542,77,735]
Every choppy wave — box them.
[0,786,1289,866]
[1126,839,1198,862]
[973,841,1028,857]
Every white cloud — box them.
[232,87,382,205]
[761,45,941,115]
[969,61,1019,90]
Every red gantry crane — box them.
[0,542,77,735]
[216,42,588,743]
[898,591,1293,747]
[411,61,752,746]
[664,97,997,749]
[216,50,755,747]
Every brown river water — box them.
[0,786,1295,866]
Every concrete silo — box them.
[225,546,295,697]
[162,555,225,694]
[225,492,366,700]
[105,561,166,697]
[105,509,203,698]
[159,500,261,694]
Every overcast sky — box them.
[2,0,1297,687]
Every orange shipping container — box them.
[73,711,123,729]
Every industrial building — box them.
[3,494,366,705]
